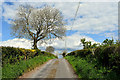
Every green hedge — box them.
[67,49,92,57]
[66,45,120,71]
[2,55,55,79]
[1,46,56,79]
[2,47,38,66]
[1,46,56,66]
[66,44,120,79]
[94,45,120,73]
[65,56,119,79]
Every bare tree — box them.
[46,46,55,53]
[11,5,66,49]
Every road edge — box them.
[64,58,79,78]
[18,59,54,79]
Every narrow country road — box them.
[19,58,78,79]
[55,59,77,78]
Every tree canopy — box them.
[11,5,66,49]
[46,46,55,53]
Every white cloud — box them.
[2,2,118,34]
[0,38,33,49]
[2,3,18,24]
[53,2,78,20]
[1,2,117,53]
[67,2,118,34]
[39,32,99,51]
[104,32,118,40]
[2,2,45,23]
[0,33,99,53]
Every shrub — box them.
[94,45,120,70]
[65,56,104,78]
[1,46,56,66]
[65,44,120,79]
[1,46,56,79]
[65,56,120,79]
[67,49,92,57]
[2,55,55,79]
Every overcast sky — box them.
[0,0,119,54]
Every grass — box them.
[2,55,56,79]
[0,66,1,79]
[65,56,119,79]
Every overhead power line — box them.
[65,2,81,52]
[70,2,81,31]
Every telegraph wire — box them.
[70,2,81,32]
[65,2,81,52]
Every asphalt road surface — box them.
[19,58,78,79]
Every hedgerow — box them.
[1,46,56,79]
[65,44,120,79]
[1,46,56,66]
[2,55,55,79]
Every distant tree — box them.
[91,43,98,55]
[102,38,114,46]
[62,51,67,57]
[108,38,114,45]
[91,43,98,48]
[81,38,92,49]
[11,5,66,49]
[116,40,120,44]
[87,41,91,48]
[46,46,55,53]
[81,38,86,49]
[103,39,109,45]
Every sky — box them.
[0,0,119,55]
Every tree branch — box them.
[26,27,34,39]
[51,33,62,39]
[37,34,47,41]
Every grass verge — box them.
[2,55,55,79]
[65,56,119,79]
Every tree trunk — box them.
[33,38,38,49]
